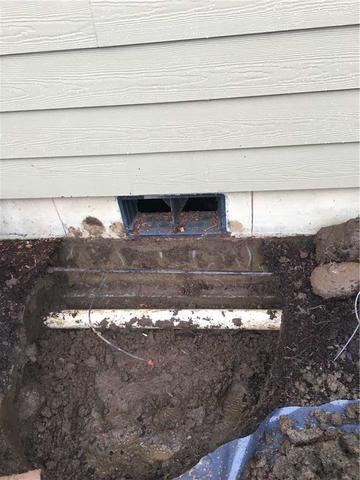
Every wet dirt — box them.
[243,406,360,479]
[0,235,359,479]
[17,330,276,479]
[82,216,106,237]
[0,240,59,473]
[256,237,359,416]
[0,240,58,393]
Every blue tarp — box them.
[176,400,360,480]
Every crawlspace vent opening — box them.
[118,194,226,236]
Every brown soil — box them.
[0,235,359,479]
[256,237,358,418]
[19,329,275,479]
[243,405,360,479]
[0,240,59,393]
[0,240,59,473]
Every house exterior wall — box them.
[0,1,359,238]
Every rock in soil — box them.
[286,426,324,446]
[310,262,359,299]
[315,217,359,263]
[0,470,41,480]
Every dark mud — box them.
[0,240,59,473]
[18,329,276,479]
[256,237,358,417]
[0,239,58,393]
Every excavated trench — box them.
[3,237,282,479]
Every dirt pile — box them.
[243,404,360,479]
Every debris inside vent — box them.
[117,194,226,236]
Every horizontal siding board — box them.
[91,0,359,47]
[1,26,359,112]
[1,90,358,159]
[1,1,357,55]
[0,0,97,55]
[1,143,358,199]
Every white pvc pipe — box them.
[45,309,282,330]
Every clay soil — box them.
[0,236,359,479]
[243,404,360,480]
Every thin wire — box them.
[88,275,147,362]
[333,291,360,361]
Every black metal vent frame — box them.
[117,194,226,236]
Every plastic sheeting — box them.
[176,400,360,480]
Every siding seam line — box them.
[1,141,359,162]
[2,88,359,115]
[0,141,358,162]
[1,22,358,57]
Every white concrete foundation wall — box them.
[225,187,359,237]
[0,188,358,239]
[225,192,252,236]
[0,197,124,239]
[252,188,359,237]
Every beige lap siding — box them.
[1,26,358,111]
[0,0,358,239]
[1,91,358,159]
[0,143,358,200]
[1,1,358,54]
